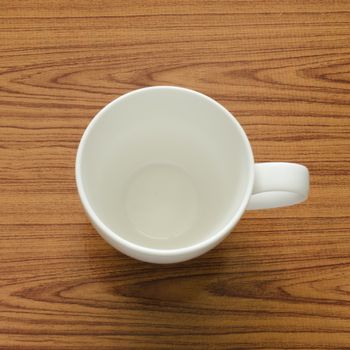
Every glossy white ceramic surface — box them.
[76,86,309,263]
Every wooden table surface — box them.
[1,1,350,349]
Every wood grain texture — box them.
[0,0,350,349]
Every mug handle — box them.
[246,162,309,210]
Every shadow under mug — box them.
[76,86,309,263]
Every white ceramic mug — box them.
[76,86,309,264]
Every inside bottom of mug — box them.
[125,163,198,242]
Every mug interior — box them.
[78,87,253,250]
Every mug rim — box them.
[76,86,255,257]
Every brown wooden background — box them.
[1,1,350,349]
